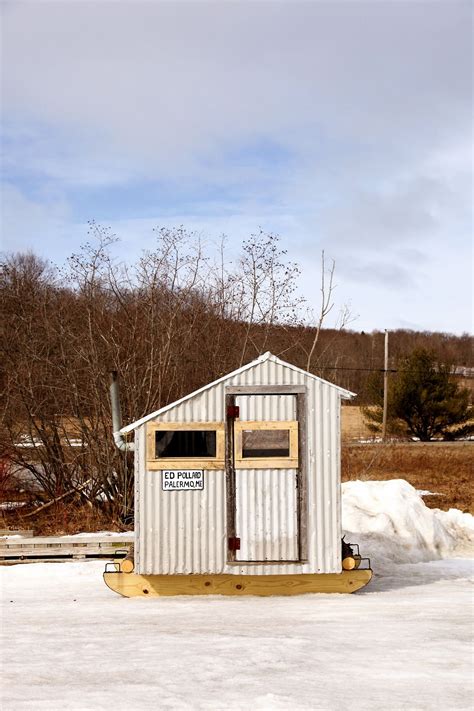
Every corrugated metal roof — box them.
[120,351,356,434]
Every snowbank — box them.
[65,530,132,539]
[342,479,474,570]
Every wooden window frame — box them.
[146,422,225,470]
[233,420,299,469]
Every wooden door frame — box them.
[225,386,308,564]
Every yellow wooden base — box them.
[103,569,373,597]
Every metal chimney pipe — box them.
[109,371,135,452]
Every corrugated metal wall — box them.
[237,393,296,421]
[235,468,299,562]
[136,357,342,575]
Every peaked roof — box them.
[120,351,355,434]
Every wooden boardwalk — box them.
[0,534,134,564]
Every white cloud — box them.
[0,0,472,333]
[2,1,471,179]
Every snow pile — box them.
[67,531,132,539]
[342,479,474,570]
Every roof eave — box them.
[120,351,356,433]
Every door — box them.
[228,393,301,562]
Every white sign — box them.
[162,470,204,491]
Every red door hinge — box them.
[228,536,241,551]
[227,405,240,418]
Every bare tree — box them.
[302,251,355,374]
[1,229,471,532]
[231,230,303,365]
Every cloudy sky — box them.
[1,0,472,334]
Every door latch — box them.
[228,536,241,551]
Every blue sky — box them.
[1,0,472,334]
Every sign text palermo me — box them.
[162,470,204,491]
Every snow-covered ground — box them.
[1,480,473,711]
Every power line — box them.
[313,366,471,375]
[316,366,396,372]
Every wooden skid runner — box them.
[104,569,373,597]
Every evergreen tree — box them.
[364,348,473,441]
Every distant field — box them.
[341,404,474,444]
[341,406,473,514]
[342,441,473,513]
[341,405,374,441]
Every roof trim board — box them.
[120,351,356,434]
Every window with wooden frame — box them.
[146,422,225,470]
[234,421,299,469]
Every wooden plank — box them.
[147,459,225,471]
[147,422,225,430]
[1,545,129,556]
[0,535,133,562]
[234,420,299,430]
[234,458,299,469]
[103,569,373,597]
[1,535,133,546]
[0,530,34,537]
[296,391,308,562]
[225,385,306,394]
[225,393,237,563]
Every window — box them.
[234,421,298,469]
[242,429,290,458]
[156,430,216,458]
[147,422,225,470]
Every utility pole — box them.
[382,329,389,440]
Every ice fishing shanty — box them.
[104,352,372,596]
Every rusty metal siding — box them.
[136,356,342,576]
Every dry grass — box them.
[0,503,123,537]
[341,405,474,442]
[342,441,473,513]
[341,405,374,441]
